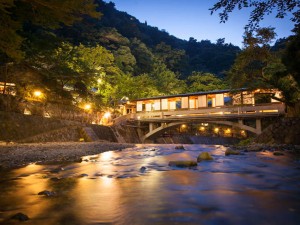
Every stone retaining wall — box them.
[255,117,300,144]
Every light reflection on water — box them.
[0,144,300,225]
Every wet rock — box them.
[94,173,103,176]
[11,212,29,221]
[140,166,147,173]
[50,167,64,173]
[197,152,213,162]
[168,161,197,168]
[175,145,185,150]
[247,145,264,152]
[79,173,88,177]
[38,190,57,197]
[273,151,284,156]
[225,148,240,156]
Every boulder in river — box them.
[197,152,213,162]
[169,161,197,168]
[225,148,240,156]
[273,151,284,156]
[175,145,185,150]
[140,166,147,173]
[38,190,57,197]
[11,212,29,221]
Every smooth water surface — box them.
[1,144,300,225]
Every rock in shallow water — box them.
[140,166,147,173]
[38,190,57,197]
[273,151,284,156]
[197,152,213,162]
[11,212,29,221]
[168,161,197,168]
[225,148,241,156]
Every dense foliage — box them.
[0,0,237,111]
[212,0,300,115]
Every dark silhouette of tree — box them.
[210,0,300,30]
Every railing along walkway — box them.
[130,103,285,122]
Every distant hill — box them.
[57,0,241,78]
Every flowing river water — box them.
[0,144,300,225]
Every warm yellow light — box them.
[84,104,91,110]
[97,78,102,84]
[34,90,42,97]
[200,126,205,131]
[181,124,187,128]
[225,128,231,134]
[104,112,111,118]
[214,128,219,133]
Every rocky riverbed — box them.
[0,141,134,169]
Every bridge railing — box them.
[130,103,285,121]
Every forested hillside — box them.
[58,0,241,78]
[1,0,240,111]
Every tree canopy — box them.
[210,0,300,30]
[0,0,100,60]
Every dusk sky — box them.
[104,0,294,47]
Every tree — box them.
[113,46,136,74]
[154,42,188,74]
[210,0,300,30]
[187,72,227,92]
[151,62,186,95]
[227,28,300,112]
[227,28,277,89]
[130,38,154,75]
[0,0,100,60]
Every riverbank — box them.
[0,142,135,169]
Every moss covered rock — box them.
[197,152,213,162]
[168,160,197,168]
[225,148,240,156]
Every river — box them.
[1,144,300,225]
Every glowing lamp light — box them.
[200,126,205,131]
[33,90,42,97]
[181,124,187,128]
[84,104,91,110]
[214,128,219,133]
[104,112,111,119]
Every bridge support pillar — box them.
[256,119,262,134]
[238,119,243,125]
[149,123,154,132]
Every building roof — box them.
[132,88,247,101]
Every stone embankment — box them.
[255,117,300,145]
[226,143,300,156]
[0,142,134,169]
[0,112,117,143]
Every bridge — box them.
[116,89,286,142]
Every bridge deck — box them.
[129,103,285,122]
